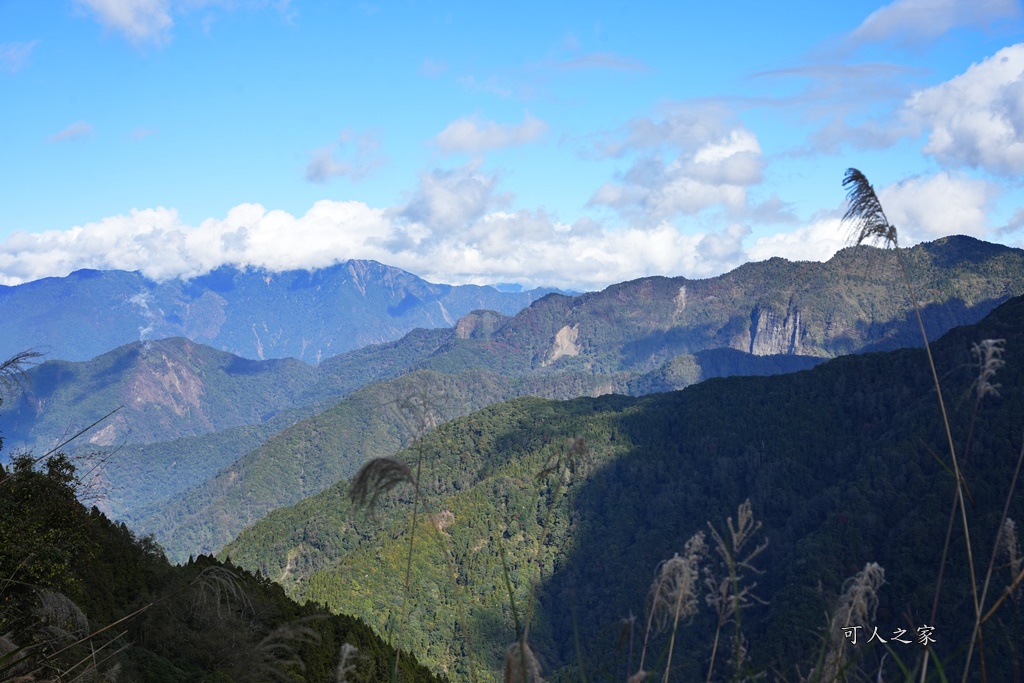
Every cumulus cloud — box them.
[846,0,1019,49]
[588,106,765,223]
[0,162,998,291]
[433,114,549,154]
[877,172,997,242]
[748,218,848,264]
[49,121,94,142]
[0,202,393,286]
[903,43,1024,176]
[395,162,510,233]
[0,41,38,73]
[75,0,173,44]
[305,129,384,183]
[0,171,766,291]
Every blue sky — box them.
[1,0,1022,290]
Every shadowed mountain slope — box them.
[224,295,1024,682]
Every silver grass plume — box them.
[335,643,361,683]
[191,565,251,620]
[349,457,414,511]
[999,518,1022,602]
[705,500,768,683]
[647,533,707,635]
[250,621,321,682]
[503,640,542,683]
[0,350,43,400]
[972,339,1006,401]
[820,562,886,683]
[842,169,897,248]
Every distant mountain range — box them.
[0,260,562,363]
[4,235,1024,566]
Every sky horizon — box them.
[2,0,1023,291]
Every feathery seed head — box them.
[841,168,898,248]
[837,562,885,629]
[999,518,1022,601]
[647,532,706,634]
[972,338,1006,400]
[503,641,543,683]
[335,643,360,683]
[349,457,414,512]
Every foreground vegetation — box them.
[0,393,442,682]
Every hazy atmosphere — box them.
[2,0,1023,290]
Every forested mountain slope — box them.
[0,451,443,683]
[224,295,1024,682]
[142,237,1024,561]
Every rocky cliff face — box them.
[746,302,806,356]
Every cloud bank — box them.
[1,161,997,291]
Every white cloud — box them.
[48,121,94,142]
[748,218,848,264]
[847,0,1019,48]
[75,0,173,44]
[395,162,510,233]
[588,106,764,223]
[0,164,1000,291]
[0,186,763,290]
[0,41,38,73]
[903,43,1024,176]
[305,129,384,183]
[433,114,548,154]
[878,172,997,242]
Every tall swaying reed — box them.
[634,531,706,683]
[349,375,443,683]
[704,500,767,683]
[841,169,982,681]
[816,562,886,683]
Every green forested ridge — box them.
[134,238,1024,562]
[224,295,1024,681]
[0,336,325,454]
[0,450,443,683]
[147,350,822,564]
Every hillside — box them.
[140,236,1024,560]
[0,260,559,363]
[223,295,1024,682]
[261,237,1024,387]
[0,450,443,683]
[0,337,325,454]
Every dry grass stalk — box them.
[841,169,982,683]
[336,643,360,683]
[819,562,885,683]
[503,640,542,683]
[633,531,706,683]
[998,518,1022,601]
[972,339,1006,401]
[705,500,768,683]
[350,457,414,512]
